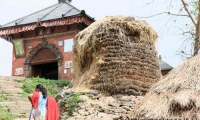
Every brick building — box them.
[160,60,173,76]
[0,0,94,80]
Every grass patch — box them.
[0,94,8,102]
[62,93,84,118]
[21,91,29,98]
[0,105,18,120]
[20,77,70,98]
[0,94,24,119]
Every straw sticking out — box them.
[132,55,200,119]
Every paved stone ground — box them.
[0,76,31,120]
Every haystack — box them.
[72,16,161,95]
[132,55,200,119]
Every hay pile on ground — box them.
[132,55,200,119]
[72,16,161,95]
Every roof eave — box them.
[0,14,93,30]
[161,68,173,71]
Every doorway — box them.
[31,62,58,80]
[25,41,63,79]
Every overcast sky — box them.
[0,0,185,76]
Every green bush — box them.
[20,77,70,97]
[62,93,84,117]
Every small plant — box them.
[0,94,7,102]
[62,93,84,117]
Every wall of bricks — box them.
[12,24,79,80]
[161,70,171,76]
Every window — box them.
[15,68,23,75]
[46,28,51,34]
[64,39,73,52]
[39,29,43,35]
[28,45,32,49]
[58,41,63,46]
[64,69,67,74]
[64,61,73,68]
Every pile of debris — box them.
[72,16,161,95]
[56,88,143,120]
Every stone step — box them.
[0,101,31,107]
[1,93,22,97]
[0,76,29,119]
[0,86,18,89]
[1,100,13,102]
[2,105,31,113]
[0,77,9,81]
[1,88,22,94]
[13,113,29,118]
[0,76,25,82]
[7,96,29,102]
[15,118,29,120]
[0,80,23,87]
[11,107,31,115]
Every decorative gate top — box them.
[25,38,63,65]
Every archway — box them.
[24,39,63,79]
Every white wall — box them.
[0,38,13,76]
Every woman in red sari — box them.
[28,84,59,120]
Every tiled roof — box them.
[1,1,92,28]
[160,60,173,71]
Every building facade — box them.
[160,60,173,76]
[0,0,94,80]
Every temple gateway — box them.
[0,0,94,80]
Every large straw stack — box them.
[72,16,161,95]
[132,55,200,119]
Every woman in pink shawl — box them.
[28,84,59,120]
